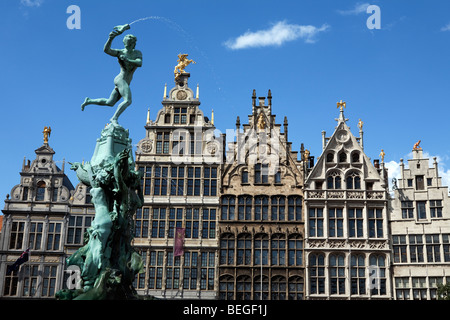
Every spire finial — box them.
[335,100,349,123]
[211,109,214,126]
[163,83,167,99]
[146,108,150,125]
[196,84,199,99]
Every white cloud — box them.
[224,21,330,50]
[337,2,370,15]
[21,0,43,7]
[441,23,450,31]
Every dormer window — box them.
[352,152,360,163]
[173,107,187,124]
[346,172,361,189]
[338,152,347,163]
[326,153,334,162]
[327,171,341,189]
[36,181,46,201]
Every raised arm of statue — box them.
[104,32,121,57]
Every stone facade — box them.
[389,148,450,300]
[218,90,305,300]
[133,73,221,299]
[1,71,449,300]
[0,142,78,298]
[304,108,391,299]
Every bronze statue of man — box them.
[81,25,142,124]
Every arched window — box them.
[237,234,251,265]
[271,276,287,300]
[254,234,269,265]
[36,181,46,201]
[255,196,269,220]
[288,276,304,300]
[219,275,234,300]
[351,254,366,295]
[309,253,325,294]
[253,275,269,300]
[339,152,347,162]
[236,275,252,300]
[220,234,235,265]
[329,254,345,294]
[327,153,334,162]
[352,152,360,163]
[271,234,286,266]
[327,172,341,189]
[288,234,303,266]
[221,196,235,220]
[288,196,302,221]
[238,195,252,220]
[346,172,361,189]
[241,169,249,184]
[369,254,387,296]
[271,196,286,221]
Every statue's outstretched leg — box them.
[81,88,121,111]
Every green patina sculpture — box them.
[56,25,144,300]
[81,24,142,125]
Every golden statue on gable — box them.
[257,113,266,131]
[337,100,346,111]
[43,126,51,144]
[174,54,196,80]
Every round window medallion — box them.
[336,130,349,143]
[176,90,188,100]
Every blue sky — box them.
[1,0,450,202]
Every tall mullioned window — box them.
[369,255,387,296]
[348,208,363,238]
[220,234,235,265]
[351,254,366,295]
[327,172,341,189]
[203,167,217,196]
[9,221,25,249]
[29,222,44,250]
[238,196,252,220]
[185,208,200,239]
[309,253,325,294]
[426,234,441,262]
[401,201,414,219]
[201,208,216,239]
[221,196,236,220]
[151,208,166,238]
[430,200,443,218]
[392,235,407,263]
[67,216,92,244]
[309,208,324,237]
[170,167,185,196]
[409,235,424,263]
[153,166,168,196]
[329,254,345,295]
[288,196,302,221]
[254,163,269,184]
[329,208,343,237]
[46,223,62,251]
[271,196,286,221]
[368,208,383,238]
[255,196,269,220]
[156,132,170,154]
[288,235,303,266]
